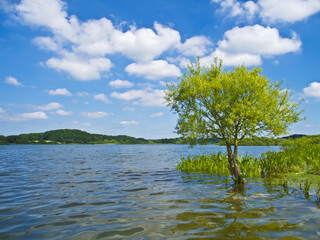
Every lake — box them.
[1,144,320,239]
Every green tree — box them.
[165,58,304,184]
[0,135,7,145]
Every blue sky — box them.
[0,0,320,138]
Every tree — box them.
[165,58,304,184]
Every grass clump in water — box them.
[177,153,261,178]
[177,152,229,175]
[177,136,320,179]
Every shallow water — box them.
[1,144,320,239]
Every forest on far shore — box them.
[0,129,317,146]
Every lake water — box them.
[1,144,320,239]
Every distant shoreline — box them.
[0,128,312,146]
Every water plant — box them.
[177,137,320,184]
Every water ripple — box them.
[1,144,320,239]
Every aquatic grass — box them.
[177,137,320,181]
[177,153,263,178]
[177,152,229,175]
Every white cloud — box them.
[56,109,73,116]
[33,36,59,51]
[77,92,89,97]
[201,25,301,66]
[46,54,112,81]
[244,1,260,17]
[125,60,182,80]
[72,120,91,126]
[14,1,186,80]
[123,107,135,111]
[212,0,259,19]
[259,0,320,23]
[167,56,192,68]
[74,20,181,62]
[159,81,167,86]
[120,121,139,125]
[0,107,5,113]
[137,82,155,91]
[111,22,181,62]
[178,36,213,57]
[201,49,261,67]
[93,93,111,104]
[5,76,23,86]
[109,79,134,88]
[212,0,320,23]
[303,82,320,98]
[15,0,77,41]
[219,25,301,56]
[149,112,164,118]
[111,89,166,107]
[20,111,48,120]
[34,102,63,111]
[111,90,146,101]
[80,111,113,118]
[48,88,72,96]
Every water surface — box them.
[1,144,319,239]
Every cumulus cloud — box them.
[177,36,213,57]
[167,56,192,68]
[0,107,5,113]
[218,25,301,56]
[120,121,139,125]
[48,88,72,96]
[5,76,23,86]
[111,89,166,107]
[125,60,182,80]
[201,49,261,67]
[212,0,259,19]
[111,22,181,62]
[212,0,320,23]
[303,82,320,98]
[93,93,111,104]
[109,79,134,88]
[201,25,301,66]
[46,54,112,81]
[13,0,188,80]
[80,111,113,118]
[33,36,59,51]
[149,112,164,118]
[259,0,320,23]
[20,111,48,120]
[56,109,73,116]
[33,102,63,111]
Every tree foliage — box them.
[166,58,304,184]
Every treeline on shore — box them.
[0,129,183,145]
[0,129,318,146]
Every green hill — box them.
[1,129,318,146]
[1,129,182,145]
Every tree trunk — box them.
[226,143,246,185]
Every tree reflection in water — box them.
[171,173,320,239]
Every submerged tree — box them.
[165,58,304,184]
